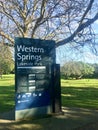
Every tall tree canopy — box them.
[0,0,98,51]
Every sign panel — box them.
[15,38,55,120]
[15,38,55,67]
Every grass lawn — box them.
[0,75,98,112]
[0,74,15,112]
[61,79,98,109]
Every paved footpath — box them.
[0,107,98,130]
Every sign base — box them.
[15,105,51,120]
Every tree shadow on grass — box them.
[0,85,15,113]
[61,86,98,109]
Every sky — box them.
[56,20,98,65]
[56,43,98,65]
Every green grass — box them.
[0,74,15,112]
[61,79,98,109]
[0,75,98,112]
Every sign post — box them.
[15,38,56,120]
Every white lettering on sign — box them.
[17,45,44,53]
[17,53,41,62]
[16,45,45,64]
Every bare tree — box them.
[0,0,98,49]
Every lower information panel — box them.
[15,105,51,120]
[15,90,51,120]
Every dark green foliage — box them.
[92,63,98,78]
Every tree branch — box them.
[79,0,94,24]
[0,30,14,44]
[31,0,47,37]
[56,0,96,47]
[0,3,24,36]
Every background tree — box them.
[0,0,98,52]
[61,61,81,79]
[61,61,95,79]
[0,41,14,76]
[93,63,98,78]
[81,63,95,78]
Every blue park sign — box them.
[15,38,56,120]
